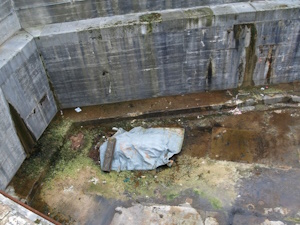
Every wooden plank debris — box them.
[102,137,116,172]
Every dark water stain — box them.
[8,103,36,156]
[230,168,300,224]
[86,196,131,225]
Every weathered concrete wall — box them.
[14,0,251,28]
[32,1,300,108]
[0,0,21,45]
[0,88,26,190]
[0,31,57,139]
[0,32,57,189]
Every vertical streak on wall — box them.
[207,60,213,90]
[234,24,257,87]
[243,24,257,87]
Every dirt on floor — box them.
[7,84,300,225]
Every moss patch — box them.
[193,188,222,210]
[184,7,214,27]
[139,13,162,33]
[139,13,162,23]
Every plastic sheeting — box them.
[99,127,185,171]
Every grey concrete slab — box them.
[0,88,25,190]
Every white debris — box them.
[264,208,273,215]
[274,110,282,114]
[274,207,289,216]
[229,108,242,115]
[75,107,82,113]
[63,185,74,192]
[205,217,219,225]
[88,177,99,185]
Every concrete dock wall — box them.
[0,0,299,189]
[33,1,300,108]
[0,0,21,45]
[0,32,57,139]
[0,32,57,189]
[14,0,250,28]
[0,88,26,190]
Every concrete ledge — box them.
[0,12,21,46]
[0,191,56,224]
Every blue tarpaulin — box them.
[100,127,185,171]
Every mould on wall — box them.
[234,23,257,87]
[184,7,214,27]
[139,13,162,33]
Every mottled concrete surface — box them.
[14,0,251,28]
[0,0,20,45]
[0,31,57,189]
[0,88,25,190]
[30,1,300,108]
[0,193,54,225]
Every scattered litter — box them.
[167,160,174,167]
[233,99,243,105]
[89,177,99,185]
[75,107,82,113]
[102,138,116,172]
[274,207,289,215]
[112,127,119,131]
[261,87,265,91]
[226,90,233,96]
[154,175,158,179]
[63,186,74,192]
[102,180,107,184]
[60,110,64,115]
[229,107,242,115]
[115,207,122,213]
[290,113,299,117]
[141,176,146,179]
[260,94,264,97]
[274,110,282,114]
[123,178,130,183]
[99,127,185,171]
[265,86,269,89]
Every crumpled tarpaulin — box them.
[99,127,185,171]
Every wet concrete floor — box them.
[7,83,300,225]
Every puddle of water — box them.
[210,127,263,163]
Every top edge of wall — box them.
[23,1,300,38]
[14,0,299,28]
